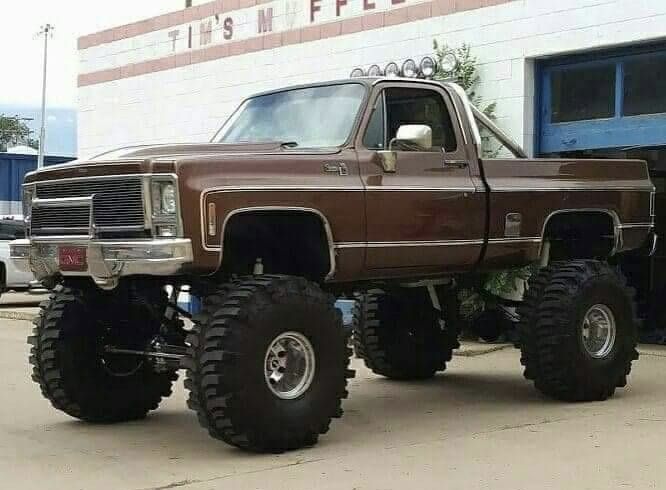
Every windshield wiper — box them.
[280,141,299,149]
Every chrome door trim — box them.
[617,223,655,229]
[488,237,542,244]
[334,237,541,249]
[490,185,655,192]
[364,186,477,192]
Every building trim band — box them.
[77,0,515,87]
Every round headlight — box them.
[161,184,177,215]
[419,56,437,78]
[367,64,383,77]
[385,62,400,77]
[440,52,458,74]
[401,59,418,78]
[350,67,365,78]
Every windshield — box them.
[214,83,366,148]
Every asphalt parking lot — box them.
[1,295,666,490]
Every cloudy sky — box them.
[1,0,185,108]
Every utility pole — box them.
[37,24,54,169]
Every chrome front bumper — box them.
[10,238,193,289]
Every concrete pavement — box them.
[0,290,48,320]
[1,317,665,490]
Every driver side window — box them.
[363,87,458,152]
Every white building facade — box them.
[77,0,666,159]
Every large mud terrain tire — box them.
[28,284,177,422]
[183,275,354,453]
[353,288,459,380]
[518,260,638,401]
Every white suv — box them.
[0,218,35,299]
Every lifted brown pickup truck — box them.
[12,78,655,452]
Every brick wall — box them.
[77,0,666,157]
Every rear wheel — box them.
[518,260,638,401]
[353,287,459,380]
[28,283,177,422]
[183,275,354,453]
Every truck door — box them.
[356,83,485,273]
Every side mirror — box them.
[393,124,433,150]
[376,124,433,173]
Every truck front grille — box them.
[31,177,146,237]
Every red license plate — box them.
[58,246,87,271]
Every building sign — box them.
[163,0,427,54]
[78,0,506,86]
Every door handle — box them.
[323,162,348,176]
[444,159,468,169]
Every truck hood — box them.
[24,142,341,183]
[90,142,307,160]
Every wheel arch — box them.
[540,208,621,260]
[217,206,337,281]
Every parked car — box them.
[11,78,654,453]
[0,218,34,299]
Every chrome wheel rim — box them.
[581,304,617,359]
[264,331,316,399]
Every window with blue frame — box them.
[550,64,616,123]
[538,48,666,154]
[623,56,666,116]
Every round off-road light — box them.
[367,64,383,77]
[385,62,400,77]
[401,59,418,78]
[419,56,437,78]
[350,67,365,78]
[440,52,458,74]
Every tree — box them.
[0,115,38,152]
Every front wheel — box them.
[518,260,639,401]
[28,284,177,422]
[183,275,354,453]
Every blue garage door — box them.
[537,44,666,155]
